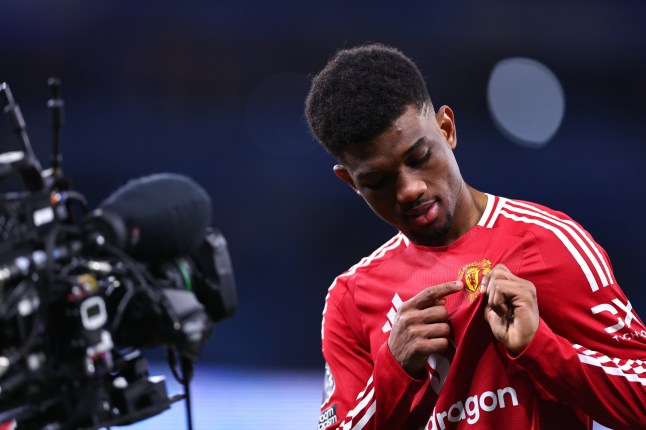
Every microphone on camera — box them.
[82,173,212,261]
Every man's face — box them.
[334,104,464,246]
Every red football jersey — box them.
[319,194,646,430]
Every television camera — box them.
[0,80,237,429]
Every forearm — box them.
[323,343,436,430]
[512,320,646,429]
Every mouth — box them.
[405,200,440,226]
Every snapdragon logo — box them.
[426,386,519,429]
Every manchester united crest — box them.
[458,259,492,301]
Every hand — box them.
[481,264,539,355]
[388,281,463,377]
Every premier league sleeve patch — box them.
[321,362,336,405]
[319,363,338,429]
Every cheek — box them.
[364,197,387,214]
[362,196,397,223]
[435,157,462,193]
[449,160,464,191]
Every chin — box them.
[407,215,454,246]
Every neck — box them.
[443,183,487,245]
[464,184,488,226]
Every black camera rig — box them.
[0,80,237,430]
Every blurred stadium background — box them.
[1,1,644,429]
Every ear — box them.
[333,164,360,194]
[435,105,457,150]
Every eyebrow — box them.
[403,137,426,156]
[356,137,427,180]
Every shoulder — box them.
[480,194,576,231]
[481,195,595,246]
[325,232,409,302]
[484,195,614,291]
[321,232,409,340]
[484,196,600,248]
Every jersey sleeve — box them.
[512,227,646,429]
[319,275,437,430]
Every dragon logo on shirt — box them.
[458,259,491,301]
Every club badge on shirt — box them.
[458,259,492,301]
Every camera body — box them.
[0,81,237,429]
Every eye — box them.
[409,149,430,167]
[361,176,388,190]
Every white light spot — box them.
[487,57,565,148]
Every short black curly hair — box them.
[305,43,433,160]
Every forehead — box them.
[341,105,434,167]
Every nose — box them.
[396,171,426,204]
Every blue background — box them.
[1,1,645,428]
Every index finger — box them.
[412,281,463,308]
